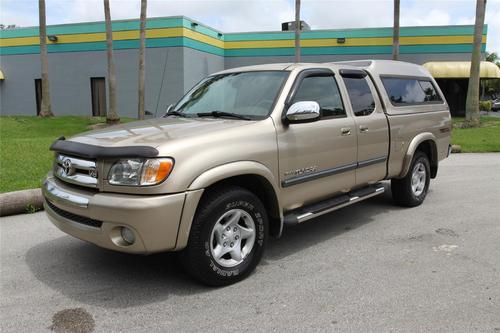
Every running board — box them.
[283,184,385,225]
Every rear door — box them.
[340,70,389,185]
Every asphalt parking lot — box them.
[1,153,499,333]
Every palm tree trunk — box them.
[38,0,53,117]
[294,0,301,63]
[104,0,119,124]
[465,0,486,128]
[138,0,147,120]
[392,0,400,60]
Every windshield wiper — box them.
[196,111,251,120]
[164,110,188,118]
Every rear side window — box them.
[291,75,346,118]
[381,77,443,105]
[343,77,376,116]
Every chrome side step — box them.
[283,184,385,225]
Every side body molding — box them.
[399,132,437,178]
[174,161,283,250]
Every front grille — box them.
[54,154,98,188]
[46,200,103,228]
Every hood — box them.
[70,117,254,147]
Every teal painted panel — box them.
[183,37,224,56]
[0,17,184,39]
[400,43,486,54]
[224,32,295,41]
[302,46,393,55]
[224,25,487,42]
[0,45,40,55]
[225,48,295,57]
[224,43,486,57]
[181,18,224,40]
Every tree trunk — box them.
[138,0,147,120]
[465,0,486,128]
[392,0,400,61]
[104,0,120,124]
[38,0,53,117]
[294,0,301,63]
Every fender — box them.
[188,161,281,194]
[174,161,283,250]
[399,132,437,178]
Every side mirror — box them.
[163,104,174,117]
[285,101,320,123]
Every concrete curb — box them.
[0,189,44,217]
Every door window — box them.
[291,75,345,118]
[343,77,376,117]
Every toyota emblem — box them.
[62,159,73,175]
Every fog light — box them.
[120,227,135,245]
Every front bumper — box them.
[42,175,197,254]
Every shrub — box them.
[479,100,492,111]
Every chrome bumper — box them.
[43,178,89,208]
[42,175,189,254]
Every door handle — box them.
[359,125,369,133]
[341,127,351,136]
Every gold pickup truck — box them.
[43,60,451,286]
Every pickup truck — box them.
[43,60,451,286]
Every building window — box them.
[90,77,107,117]
[34,79,42,116]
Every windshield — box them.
[173,71,289,119]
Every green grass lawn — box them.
[452,116,500,153]
[0,116,133,193]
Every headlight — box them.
[108,158,174,186]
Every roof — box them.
[214,60,431,78]
[423,61,500,79]
[334,59,432,78]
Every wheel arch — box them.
[399,133,438,179]
[175,162,283,250]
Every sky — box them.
[1,0,499,54]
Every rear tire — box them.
[180,186,268,286]
[391,151,430,207]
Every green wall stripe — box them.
[1,41,485,57]
[0,17,185,39]
[181,18,224,40]
[0,17,487,42]
[183,37,224,56]
[224,43,486,57]
[224,25,488,41]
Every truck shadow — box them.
[25,186,403,308]
[265,189,400,261]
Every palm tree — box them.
[38,0,53,117]
[465,0,486,128]
[104,0,119,124]
[392,0,400,60]
[138,0,147,120]
[294,0,301,63]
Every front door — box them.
[277,69,357,211]
[340,71,389,186]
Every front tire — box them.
[391,151,431,207]
[180,186,268,286]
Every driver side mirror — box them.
[163,104,174,117]
[285,101,320,123]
